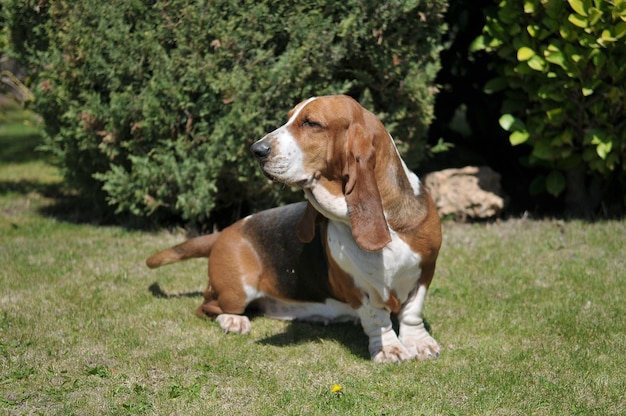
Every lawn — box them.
[1,107,625,415]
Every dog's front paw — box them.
[370,342,413,363]
[401,334,441,360]
[215,314,251,334]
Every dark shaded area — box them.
[148,282,203,299]
[426,1,626,219]
[425,0,559,217]
[0,173,159,229]
[0,96,46,163]
[0,130,45,163]
[257,320,370,360]
[38,189,154,229]
[0,178,55,197]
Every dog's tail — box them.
[146,233,221,269]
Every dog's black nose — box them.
[251,141,271,160]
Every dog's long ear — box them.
[296,201,318,243]
[343,122,391,251]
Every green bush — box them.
[479,0,626,216]
[5,0,447,227]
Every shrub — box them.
[5,0,447,227]
[479,0,626,216]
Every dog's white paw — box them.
[368,329,413,363]
[401,334,441,360]
[215,314,251,334]
[371,342,414,363]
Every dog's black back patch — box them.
[244,202,333,302]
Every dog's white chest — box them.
[326,220,422,308]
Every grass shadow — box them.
[0,178,61,197]
[256,320,371,360]
[0,107,46,163]
[148,282,203,299]
[0,131,45,163]
[0,173,152,229]
[0,176,109,226]
[38,191,109,225]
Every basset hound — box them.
[146,95,442,363]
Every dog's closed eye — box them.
[302,119,324,129]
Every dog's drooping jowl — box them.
[146,95,442,363]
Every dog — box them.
[146,95,442,363]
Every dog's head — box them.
[251,95,393,251]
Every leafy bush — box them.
[5,0,447,227]
[479,0,626,216]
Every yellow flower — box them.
[331,384,342,393]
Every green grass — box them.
[0,101,45,164]
[1,109,625,415]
